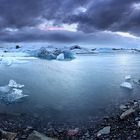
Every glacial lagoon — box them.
[0,53,140,125]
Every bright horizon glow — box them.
[132,3,140,10]
[115,32,138,39]
[105,30,139,39]
[38,21,78,32]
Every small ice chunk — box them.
[8,80,24,88]
[57,53,64,60]
[120,82,133,90]
[0,86,10,93]
[125,75,131,80]
[1,58,13,66]
[97,126,111,137]
[7,88,28,102]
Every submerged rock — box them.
[120,108,135,119]
[97,126,111,137]
[120,82,133,90]
[27,131,57,140]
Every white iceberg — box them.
[56,53,64,60]
[7,88,28,102]
[125,75,131,80]
[8,80,24,88]
[120,82,133,90]
[1,58,13,66]
[0,80,28,103]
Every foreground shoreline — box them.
[0,99,140,139]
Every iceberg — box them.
[62,50,75,59]
[1,58,13,66]
[0,80,28,103]
[8,80,24,88]
[125,75,131,80]
[7,88,28,102]
[56,53,64,60]
[37,47,56,60]
[31,47,75,60]
[120,82,133,90]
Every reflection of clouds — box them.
[118,54,130,65]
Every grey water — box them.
[0,53,140,124]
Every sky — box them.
[1,0,140,48]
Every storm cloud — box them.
[0,0,140,47]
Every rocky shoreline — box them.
[0,99,140,139]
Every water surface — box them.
[0,53,140,124]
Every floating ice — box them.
[57,53,64,60]
[120,82,133,90]
[1,58,13,66]
[63,50,75,59]
[7,88,28,102]
[8,80,24,88]
[0,80,28,103]
[125,75,131,80]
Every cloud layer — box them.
[0,0,140,47]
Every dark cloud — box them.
[0,0,140,45]
[68,0,140,34]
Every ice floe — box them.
[57,53,64,60]
[7,88,28,102]
[0,80,28,103]
[8,80,24,88]
[125,75,131,81]
[120,82,133,90]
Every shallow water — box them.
[0,53,140,124]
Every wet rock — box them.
[120,108,135,119]
[138,121,140,127]
[120,105,127,111]
[0,129,17,140]
[97,126,111,137]
[27,131,57,140]
[67,128,79,136]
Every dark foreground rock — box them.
[27,131,57,140]
[1,99,140,139]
